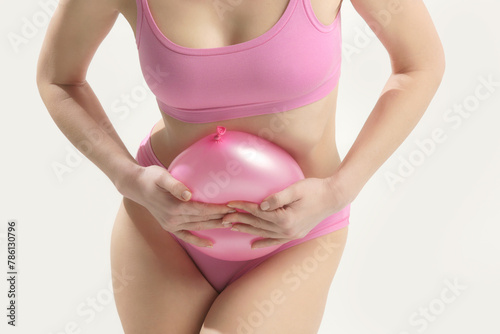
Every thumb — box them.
[260,186,295,211]
[158,172,192,201]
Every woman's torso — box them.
[118,0,343,179]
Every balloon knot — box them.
[214,126,226,142]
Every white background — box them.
[1,0,499,333]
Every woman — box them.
[36,0,445,332]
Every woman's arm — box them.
[36,0,140,193]
[327,0,446,202]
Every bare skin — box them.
[119,0,345,180]
[114,1,346,332]
[37,0,444,332]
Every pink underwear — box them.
[135,124,350,292]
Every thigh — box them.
[110,197,219,334]
[200,226,349,334]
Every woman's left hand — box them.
[223,177,350,249]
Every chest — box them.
[123,0,342,44]
[135,0,342,111]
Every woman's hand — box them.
[118,165,236,248]
[221,177,351,249]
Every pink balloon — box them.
[168,126,304,261]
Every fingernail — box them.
[227,209,237,213]
[204,244,213,248]
[260,201,269,210]
[226,203,236,208]
[222,221,232,227]
[182,191,192,200]
[230,226,239,232]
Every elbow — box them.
[432,48,446,82]
[429,51,446,91]
[393,43,446,83]
[398,57,445,82]
[421,59,446,94]
[436,38,446,75]
[424,59,445,92]
[397,56,446,92]
[36,73,50,103]
[427,41,446,82]
[36,58,52,97]
[36,73,55,106]
[36,53,48,91]
[36,69,46,93]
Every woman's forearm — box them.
[37,80,142,192]
[327,68,444,202]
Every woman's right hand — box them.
[118,164,235,248]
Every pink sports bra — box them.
[135,0,342,123]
